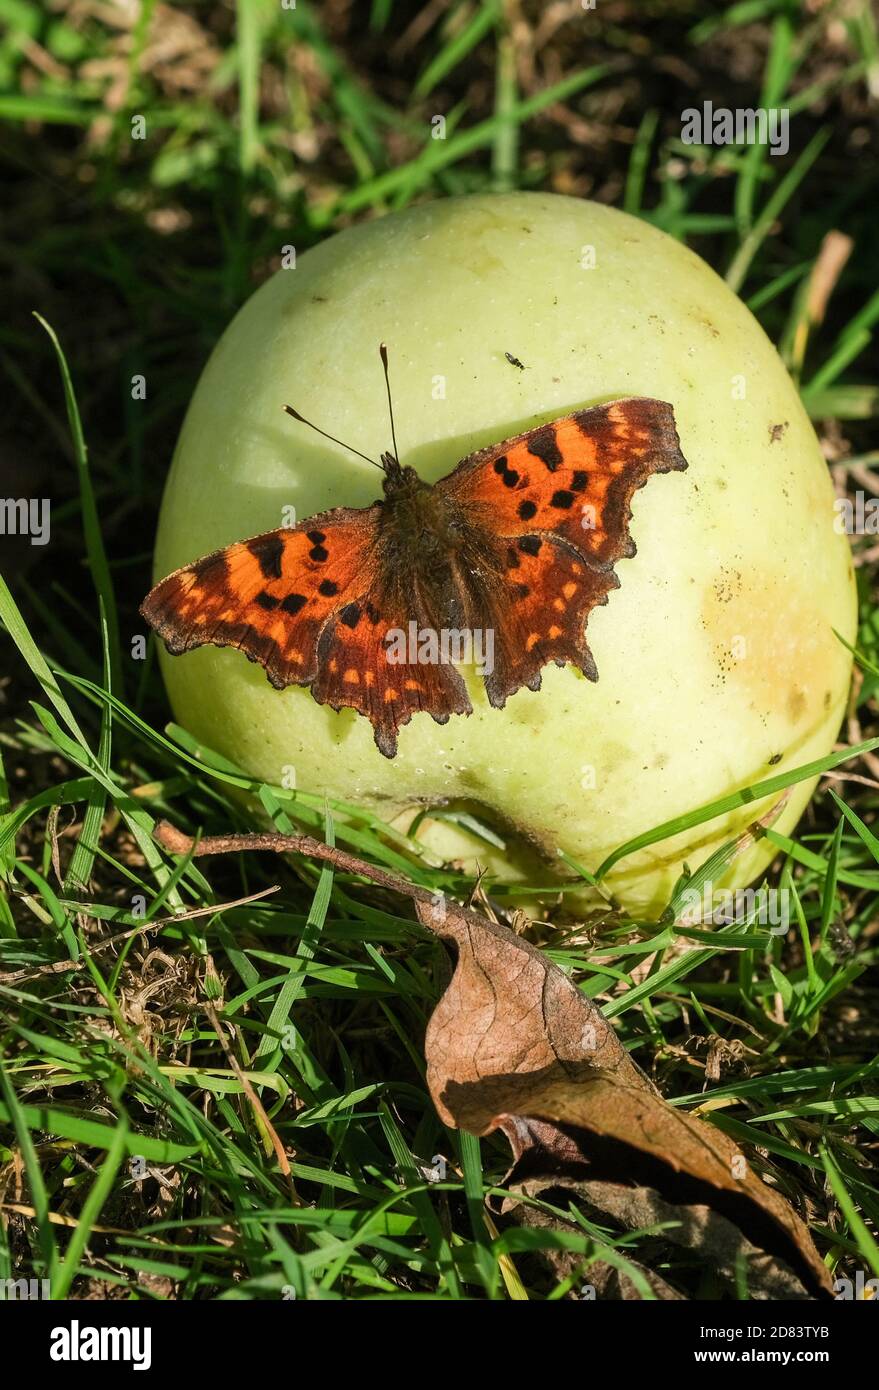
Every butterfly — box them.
[141,347,688,758]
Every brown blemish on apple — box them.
[701,570,846,731]
[690,312,721,338]
[787,688,807,722]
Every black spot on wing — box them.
[519,536,542,557]
[281,592,306,615]
[255,591,279,611]
[526,426,562,472]
[339,603,361,628]
[493,455,520,489]
[249,535,284,580]
[318,579,338,597]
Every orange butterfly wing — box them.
[439,399,687,703]
[311,597,470,758]
[141,513,375,689]
[140,508,469,757]
[143,398,687,755]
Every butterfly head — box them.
[380,450,422,497]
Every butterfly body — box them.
[143,397,688,757]
[379,467,463,566]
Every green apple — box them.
[151,193,855,915]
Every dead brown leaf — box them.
[416,895,832,1300]
[154,820,833,1300]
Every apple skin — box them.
[152,193,855,915]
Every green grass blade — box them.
[597,734,879,881]
[415,0,500,99]
[726,127,831,293]
[0,1056,59,1283]
[51,1117,129,1298]
[821,1143,879,1279]
[34,314,122,695]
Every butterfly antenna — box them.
[282,404,383,470]
[379,343,400,463]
